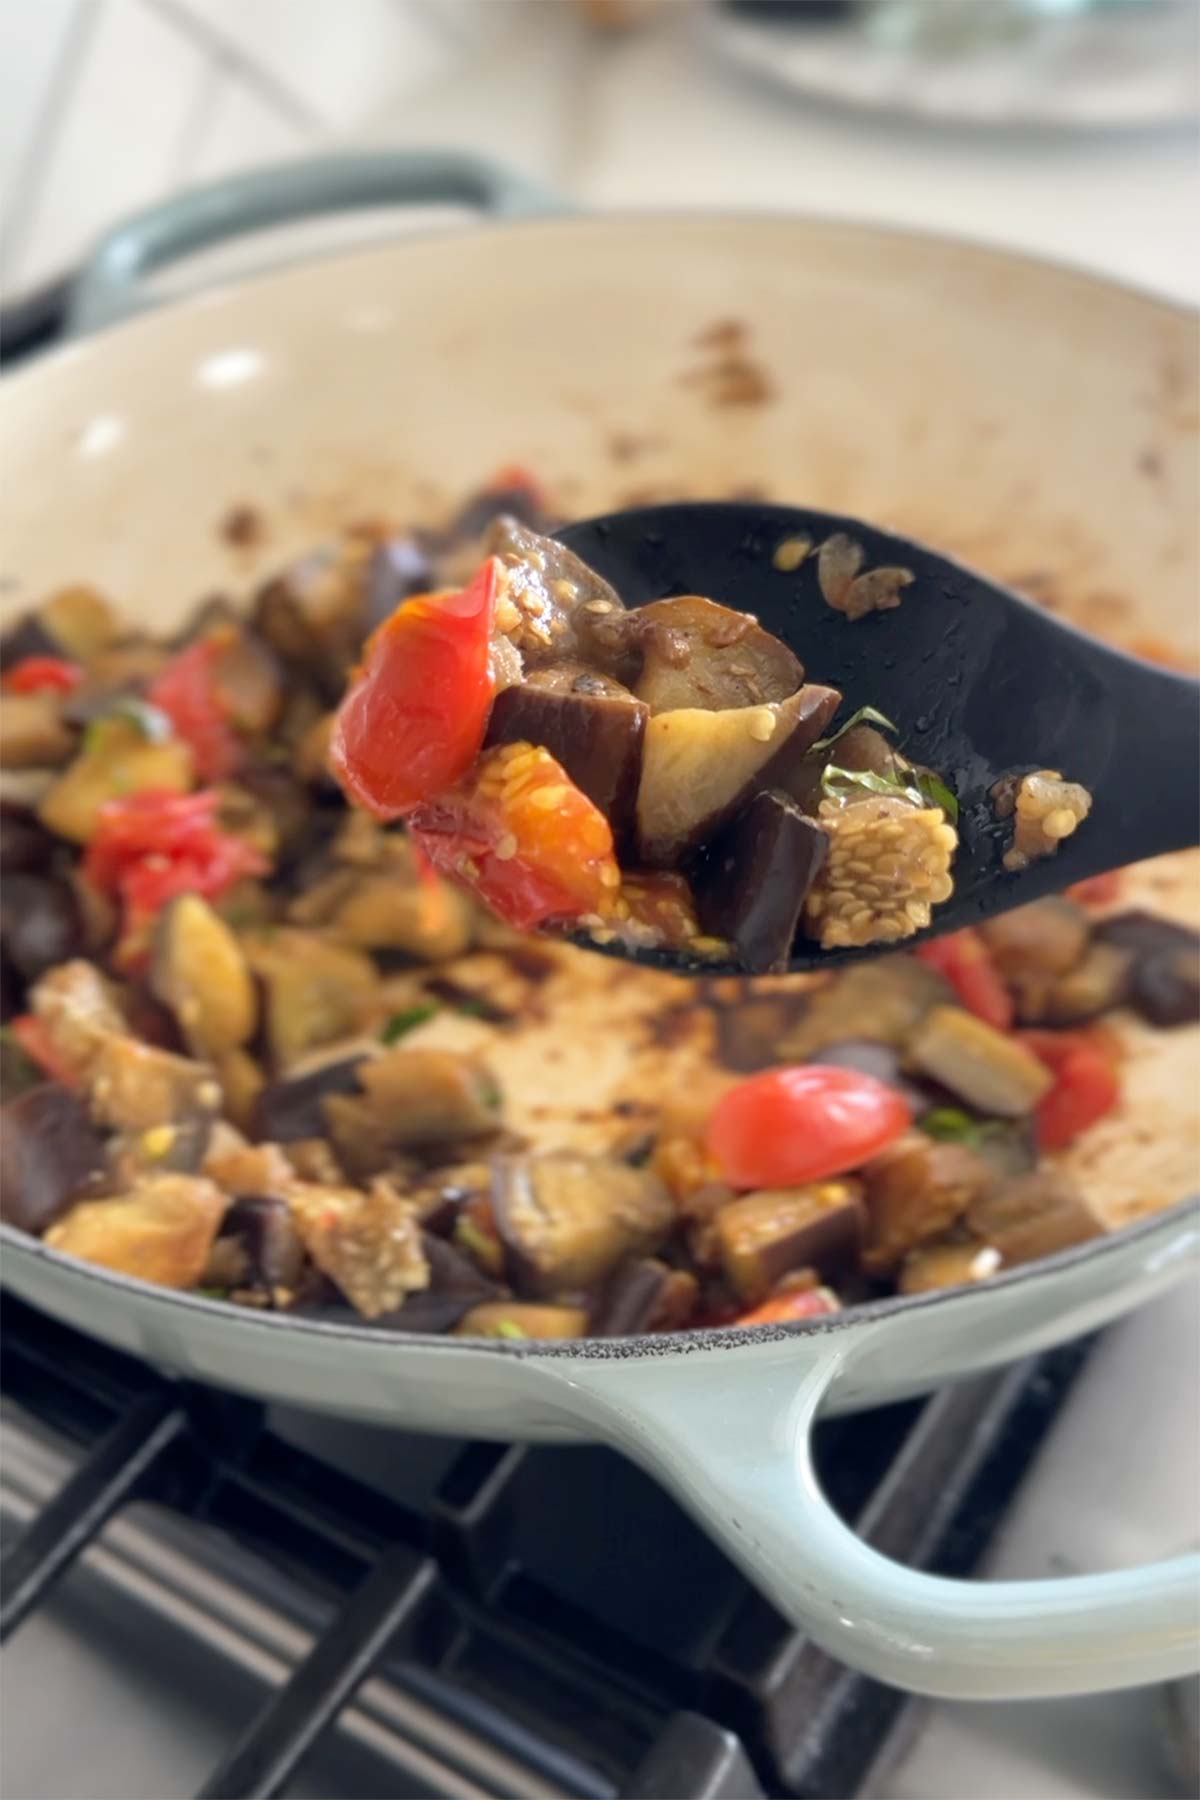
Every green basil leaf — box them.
[812,704,898,753]
[495,1319,527,1340]
[915,770,960,823]
[821,763,920,806]
[919,1107,980,1143]
[380,1004,438,1044]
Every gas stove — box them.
[2,1292,1095,1800]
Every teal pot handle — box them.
[68,149,563,337]
[583,1334,1200,1699]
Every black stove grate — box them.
[0,1293,1093,1799]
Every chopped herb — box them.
[914,769,960,823]
[380,1003,438,1044]
[822,763,917,806]
[812,705,897,753]
[195,1286,230,1301]
[920,1107,1007,1145]
[454,996,492,1018]
[495,1319,527,1340]
[821,759,959,824]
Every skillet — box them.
[2,151,1197,1699]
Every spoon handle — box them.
[1104,659,1199,867]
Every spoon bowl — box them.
[555,502,1199,976]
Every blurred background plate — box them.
[700,0,1200,135]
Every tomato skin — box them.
[410,741,619,931]
[3,656,84,696]
[84,788,266,962]
[331,559,498,820]
[733,1285,840,1327]
[915,928,1013,1030]
[706,1065,913,1190]
[1017,1029,1121,1149]
[147,637,243,781]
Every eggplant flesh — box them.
[485,681,647,852]
[635,683,840,868]
[714,1183,863,1302]
[693,790,827,974]
[631,594,804,713]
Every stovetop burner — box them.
[0,1294,1092,1799]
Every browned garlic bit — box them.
[817,533,914,622]
[805,797,957,949]
[998,770,1093,872]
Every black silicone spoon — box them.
[554,502,1199,976]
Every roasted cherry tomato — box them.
[706,1065,912,1190]
[1066,871,1124,907]
[410,740,620,931]
[1017,1029,1121,1150]
[147,636,242,782]
[3,655,84,696]
[733,1285,841,1327]
[9,1013,78,1087]
[84,788,266,962]
[915,928,1013,1031]
[331,558,498,819]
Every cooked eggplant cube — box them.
[631,594,804,713]
[636,684,840,867]
[714,1182,863,1302]
[694,790,827,974]
[908,1006,1053,1116]
[0,1083,106,1234]
[252,1054,370,1142]
[485,681,648,851]
[492,1153,674,1294]
[221,1195,306,1292]
[967,1171,1102,1267]
[1131,946,1200,1027]
[592,1257,698,1336]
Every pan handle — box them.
[68,150,563,337]
[579,1326,1200,1699]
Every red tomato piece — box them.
[147,637,243,781]
[706,1065,913,1190]
[10,1014,78,1087]
[915,928,1014,1031]
[3,656,84,696]
[410,740,620,932]
[331,559,498,819]
[733,1285,841,1327]
[84,788,266,962]
[1065,871,1124,907]
[1017,1029,1121,1149]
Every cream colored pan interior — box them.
[2,214,1196,1235]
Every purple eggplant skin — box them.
[303,1233,502,1333]
[1,872,85,983]
[252,1055,370,1142]
[0,803,54,873]
[813,1039,932,1114]
[1,1083,107,1235]
[485,681,649,853]
[363,537,436,633]
[693,790,828,974]
[0,613,62,671]
[222,1196,306,1291]
[1093,910,1199,1027]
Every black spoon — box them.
[554,502,1199,977]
